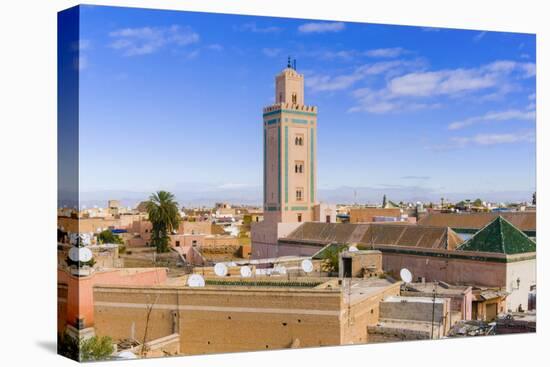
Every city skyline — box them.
[77,5,536,203]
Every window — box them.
[279,92,283,103]
[294,161,304,174]
[292,93,297,104]
[294,135,304,146]
[326,215,331,223]
[296,188,303,201]
[175,240,180,247]
[192,240,197,247]
[297,214,302,222]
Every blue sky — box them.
[76,5,536,204]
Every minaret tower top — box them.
[275,57,304,106]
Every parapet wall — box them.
[93,285,343,355]
[263,103,318,115]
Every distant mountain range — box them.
[75,184,534,209]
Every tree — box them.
[146,191,181,253]
[321,245,347,273]
[97,230,123,244]
[473,198,483,207]
[58,332,114,362]
[80,336,115,361]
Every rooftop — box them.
[284,222,463,250]
[457,216,536,254]
[418,211,536,232]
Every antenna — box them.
[214,263,228,277]
[400,268,413,283]
[187,274,205,287]
[240,266,252,278]
[293,58,297,70]
[301,259,313,273]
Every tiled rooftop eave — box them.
[371,244,535,263]
[278,238,332,247]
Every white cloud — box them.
[451,131,535,147]
[473,31,487,42]
[521,63,536,78]
[109,25,199,56]
[298,22,345,34]
[78,39,91,51]
[237,23,281,33]
[207,44,223,51]
[319,50,356,60]
[349,87,441,113]
[306,61,403,92]
[364,47,406,58]
[262,48,282,58]
[186,49,200,59]
[387,60,534,98]
[74,55,88,71]
[448,108,536,130]
[389,69,495,97]
[348,60,534,114]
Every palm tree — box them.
[145,191,181,253]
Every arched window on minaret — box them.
[279,92,283,103]
[292,93,297,104]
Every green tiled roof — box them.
[457,216,536,254]
[311,243,349,260]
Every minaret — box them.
[263,59,318,224]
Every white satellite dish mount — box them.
[400,268,413,284]
[188,274,205,287]
[214,263,228,277]
[240,266,252,278]
[301,259,314,273]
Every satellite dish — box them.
[400,268,413,283]
[188,274,205,287]
[301,259,314,273]
[69,247,93,262]
[240,266,252,278]
[348,245,358,252]
[214,263,228,277]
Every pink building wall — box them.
[58,268,167,330]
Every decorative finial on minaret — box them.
[293,58,297,70]
[287,56,291,68]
